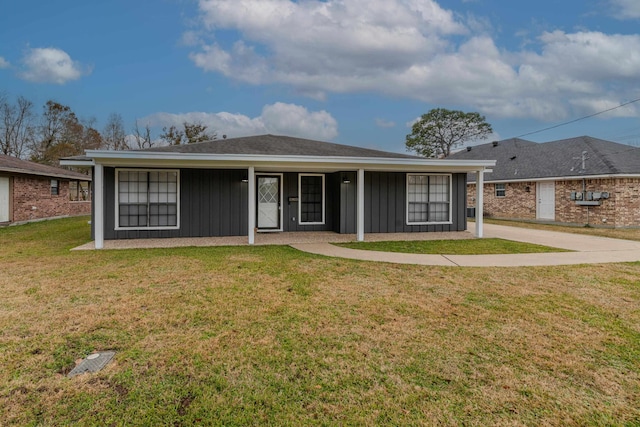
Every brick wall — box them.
[467,181,537,220]
[468,177,640,227]
[11,175,91,222]
[611,178,640,227]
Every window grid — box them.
[118,170,178,228]
[50,179,59,196]
[407,174,450,224]
[495,183,506,197]
[299,175,324,224]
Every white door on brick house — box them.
[537,181,555,220]
[0,176,9,222]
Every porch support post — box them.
[247,166,255,245]
[94,163,104,249]
[475,169,484,238]
[357,168,365,242]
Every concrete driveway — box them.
[291,224,640,267]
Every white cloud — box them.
[189,0,464,97]
[375,118,396,128]
[610,0,640,19]
[142,102,338,141]
[186,0,640,121]
[0,56,9,69]
[19,47,90,84]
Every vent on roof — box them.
[492,141,499,147]
[510,155,517,160]
[466,146,472,151]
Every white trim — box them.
[475,170,484,238]
[59,159,95,167]
[255,173,284,232]
[94,164,104,249]
[248,167,255,244]
[405,173,453,226]
[298,173,325,225]
[357,169,365,242]
[80,150,495,173]
[114,168,180,231]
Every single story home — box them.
[0,154,92,225]
[61,134,495,249]
[448,135,640,227]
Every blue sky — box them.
[1,0,640,153]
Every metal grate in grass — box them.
[67,351,116,378]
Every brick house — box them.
[0,154,92,225]
[449,136,640,228]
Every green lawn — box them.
[336,238,569,255]
[1,217,639,426]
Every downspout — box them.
[583,178,589,226]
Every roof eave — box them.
[82,150,495,172]
[0,166,91,181]
[59,159,95,167]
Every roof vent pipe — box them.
[467,146,472,151]
[492,141,499,147]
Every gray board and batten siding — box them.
[99,167,467,240]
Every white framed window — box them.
[116,169,179,230]
[298,173,325,225]
[495,183,506,197]
[50,179,59,196]
[406,173,451,225]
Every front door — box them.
[537,181,555,220]
[257,175,281,230]
[0,177,9,223]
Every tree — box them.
[132,120,154,149]
[0,94,36,158]
[30,101,104,165]
[159,125,184,146]
[103,113,129,150]
[405,108,493,158]
[159,121,215,145]
[31,100,81,165]
[184,121,215,144]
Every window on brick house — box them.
[69,180,91,201]
[50,179,59,196]
[495,183,506,197]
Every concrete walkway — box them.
[72,224,640,267]
[291,224,640,267]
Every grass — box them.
[1,217,639,425]
[335,238,569,255]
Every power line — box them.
[514,97,640,139]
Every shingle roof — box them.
[0,154,91,181]
[448,136,640,181]
[134,134,419,159]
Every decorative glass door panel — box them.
[257,176,280,229]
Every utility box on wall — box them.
[571,191,609,202]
